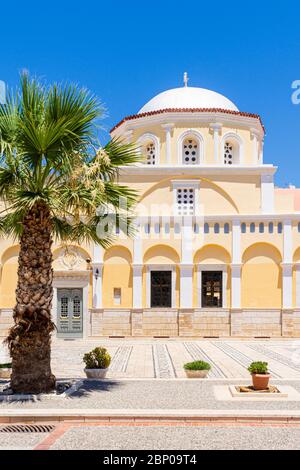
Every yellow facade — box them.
[1,83,300,338]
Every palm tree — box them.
[0,74,139,393]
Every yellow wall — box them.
[102,246,133,308]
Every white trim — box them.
[161,123,174,164]
[196,264,227,308]
[283,220,293,263]
[146,265,176,308]
[132,264,143,308]
[282,263,293,309]
[111,112,264,138]
[210,123,222,163]
[179,264,193,308]
[177,129,204,165]
[137,133,160,165]
[261,174,274,213]
[231,264,242,309]
[221,132,244,164]
[232,220,241,264]
[92,263,103,309]
[119,164,277,177]
[52,273,90,338]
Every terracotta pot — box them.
[84,368,109,379]
[0,368,11,379]
[185,369,209,378]
[251,373,271,390]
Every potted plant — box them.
[183,360,211,378]
[248,361,270,390]
[0,362,12,379]
[83,347,111,379]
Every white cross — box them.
[183,72,188,87]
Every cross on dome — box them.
[183,72,189,87]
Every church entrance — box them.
[201,271,223,308]
[57,288,83,338]
[150,271,172,308]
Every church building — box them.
[1,76,300,339]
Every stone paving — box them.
[2,337,300,379]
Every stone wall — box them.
[2,308,300,338]
[231,309,282,337]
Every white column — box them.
[92,244,104,308]
[250,128,259,163]
[210,123,222,163]
[282,219,293,308]
[231,220,241,308]
[132,223,143,308]
[259,139,264,164]
[295,264,300,308]
[261,174,274,213]
[180,216,193,308]
[162,123,174,165]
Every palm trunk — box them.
[6,202,56,393]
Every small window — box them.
[259,223,264,233]
[176,188,195,216]
[268,222,274,234]
[174,223,181,234]
[164,223,170,234]
[182,137,199,164]
[144,223,150,234]
[214,223,220,234]
[298,222,300,233]
[113,288,121,305]
[204,223,210,234]
[224,223,230,234]
[241,223,246,233]
[154,223,160,234]
[250,223,255,233]
[143,141,156,165]
[277,222,283,234]
[194,223,199,234]
[224,140,239,165]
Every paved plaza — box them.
[24,338,300,380]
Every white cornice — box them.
[111,111,264,138]
[119,164,277,177]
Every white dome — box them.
[138,86,239,114]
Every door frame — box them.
[52,271,90,338]
[146,265,176,308]
[196,264,227,308]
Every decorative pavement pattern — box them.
[2,338,300,380]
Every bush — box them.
[248,361,269,375]
[183,360,211,371]
[83,347,111,369]
[0,363,12,369]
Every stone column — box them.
[180,217,193,308]
[161,123,174,165]
[210,123,222,163]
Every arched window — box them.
[204,223,210,234]
[214,223,220,234]
[268,222,274,234]
[250,223,255,233]
[224,140,239,165]
[277,222,283,234]
[139,133,160,165]
[298,222,300,233]
[259,223,264,233]
[224,223,230,234]
[241,223,246,233]
[143,140,156,165]
[182,137,199,164]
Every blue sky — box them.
[1,0,300,187]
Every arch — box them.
[0,245,20,308]
[143,244,180,265]
[139,176,240,214]
[137,132,160,165]
[194,244,231,265]
[293,247,300,263]
[104,245,133,264]
[242,243,282,308]
[53,244,91,261]
[103,245,132,308]
[177,129,204,164]
[1,245,20,265]
[221,132,244,165]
